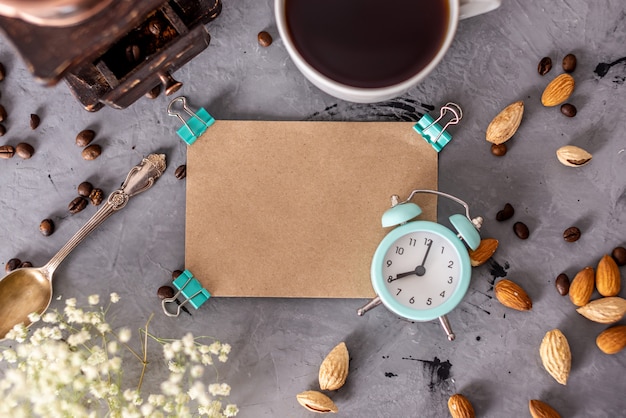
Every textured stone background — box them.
[0,0,625,416]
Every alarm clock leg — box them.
[356,296,382,316]
[438,315,455,341]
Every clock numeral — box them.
[386,260,392,267]
[448,260,454,268]
[395,246,404,255]
[426,297,432,306]
[447,276,453,284]
[408,238,417,246]
[409,297,415,304]
[387,276,393,283]
[440,291,446,298]
[423,238,432,246]
[396,288,402,296]
[441,246,445,254]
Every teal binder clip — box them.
[413,103,462,152]
[168,96,215,145]
[162,269,211,317]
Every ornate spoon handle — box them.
[44,154,167,276]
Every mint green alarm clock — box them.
[357,190,482,341]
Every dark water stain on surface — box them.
[487,260,509,290]
[385,372,398,378]
[594,57,626,78]
[305,98,434,122]
[401,356,452,392]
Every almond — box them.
[529,399,562,418]
[596,325,626,354]
[539,329,571,385]
[556,145,592,167]
[576,297,626,324]
[596,254,621,296]
[448,393,475,418]
[494,279,532,311]
[485,101,524,144]
[319,342,349,391]
[469,238,499,267]
[296,390,338,414]
[541,73,575,106]
[568,266,595,306]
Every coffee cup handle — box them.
[459,0,501,20]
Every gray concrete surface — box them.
[1,0,625,416]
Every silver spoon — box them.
[0,153,166,340]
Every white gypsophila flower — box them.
[168,361,185,374]
[171,340,183,353]
[65,297,77,307]
[110,292,120,303]
[88,294,100,305]
[140,403,154,416]
[97,322,111,334]
[201,353,213,366]
[208,342,221,355]
[28,312,41,323]
[190,364,204,379]
[208,383,231,397]
[41,312,59,323]
[218,353,229,363]
[118,327,131,343]
[148,394,166,407]
[67,329,91,346]
[220,344,232,355]
[198,400,222,416]
[224,404,239,417]
[163,343,175,360]
[107,341,119,354]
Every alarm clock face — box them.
[371,221,471,321]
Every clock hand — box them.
[414,240,433,276]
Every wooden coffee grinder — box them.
[0,0,222,111]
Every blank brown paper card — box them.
[185,121,437,298]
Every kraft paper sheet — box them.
[185,121,437,298]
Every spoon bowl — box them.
[0,267,52,337]
[0,153,166,340]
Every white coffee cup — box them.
[275,0,501,103]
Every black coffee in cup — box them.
[285,0,450,89]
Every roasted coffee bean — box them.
[68,196,88,214]
[148,20,162,35]
[172,270,183,280]
[77,181,93,197]
[562,53,577,73]
[0,144,14,158]
[0,104,6,122]
[40,218,55,236]
[538,56,552,76]
[513,221,530,239]
[15,142,34,159]
[174,164,186,180]
[82,144,101,160]
[560,103,577,117]
[612,246,626,266]
[157,285,175,299]
[89,188,104,206]
[0,62,5,81]
[126,44,142,63]
[30,113,40,130]
[496,203,515,221]
[258,31,273,47]
[555,273,570,296]
[5,258,21,273]
[145,85,161,99]
[20,261,33,268]
[0,124,6,136]
[491,143,507,157]
[76,129,95,147]
[563,226,581,242]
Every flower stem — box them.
[137,313,154,392]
